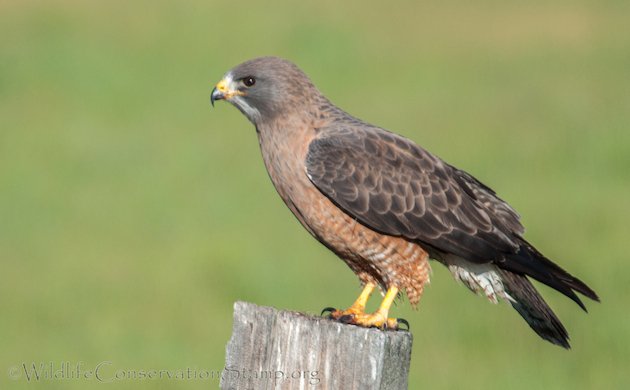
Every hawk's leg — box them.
[326,284,402,330]
[340,282,376,316]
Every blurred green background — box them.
[1,1,628,389]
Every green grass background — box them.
[1,1,628,388]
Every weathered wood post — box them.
[221,301,412,390]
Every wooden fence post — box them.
[221,301,412,390]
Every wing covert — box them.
[305,127,523,263]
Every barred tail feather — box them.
[498,269,571,348]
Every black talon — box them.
[397,318,410,331]
[321,307,336,317]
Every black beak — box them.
[210,87,224,107]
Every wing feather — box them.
[305,127,522,263]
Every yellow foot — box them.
[326,308,400,330]
[321,284,410,330]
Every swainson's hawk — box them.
[210,56,598,348]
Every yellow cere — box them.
[215,78,245,99]
[216,79,229,93]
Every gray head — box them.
[210,57,322,124]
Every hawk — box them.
[210,56,598,348]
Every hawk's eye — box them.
[242,76,256,87]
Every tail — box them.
[497,241,599,348]
[500,241,599,311]
[498,269,571,348]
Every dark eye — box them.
[242,76,256,87]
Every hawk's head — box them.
[211,57,320,124]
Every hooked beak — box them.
[210,86,223,107]
[210,77,243,107]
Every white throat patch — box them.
[231,95,261,124]
[223,72,261,123]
